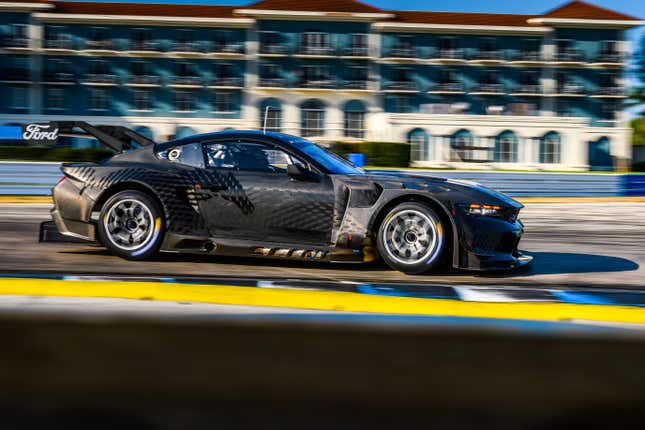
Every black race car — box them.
[39,121,531,274]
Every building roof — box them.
[51,1,237,18]
[541,0,639,21]
[246,0,385,14]
[391,11,539,27]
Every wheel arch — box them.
[369,193,459,268]
[92,181,165,218]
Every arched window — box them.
[343,100,366,139]
[450,129,483,162]
[407,128,429,161]
[494,130,518,163]
[259,98,282,132]
[174,126,196,140]
[300,99,325,137]
[540,131,561,164]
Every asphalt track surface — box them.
[0,202,643,289]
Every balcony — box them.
[259,43,289,56]
[591,52,624,66]
[552,50,586,65]
[591,86,626,98]
[296,45,335,58]
[128,75,161,87]
[341,46,370,58]
[212,43,245,56]
[555,83,587,96]
[510,84,542,96]
[82,73,118,86]
[470,50,505,64]
[43,38,75,52]
[428,82,465,94]
[383,81,417,92]
[342,80,371,91]
[84,40,118,54]
[208,76,244,88]
[0,68,32,83]
[170,42,205,56]
[258,77,288,88]
[383,47,416,60]
[42,71,76,85]
[510,51,544,65]
[128,41,160,54]
[469,83,505,95]
[297,78,336,89]
[2,37,30,50]
[432,50,466,63]
[169,75,204,88]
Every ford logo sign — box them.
[22,123,59,144]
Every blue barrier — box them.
[623,175,645,196]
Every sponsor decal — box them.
[22,123,59,144]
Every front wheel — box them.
[376,202,445,275]
[97,190,165,260]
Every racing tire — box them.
[376,202,445,275]
[97,190,165,260]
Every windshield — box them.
[288,138,364,175]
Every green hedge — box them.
[0,146,113,162]
[330,141,411,167]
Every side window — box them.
[204,141,307,172]
[163,142,205,168]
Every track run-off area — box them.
[0,201,643,326]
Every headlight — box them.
[466,203,504,217]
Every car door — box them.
[198,139,336,246]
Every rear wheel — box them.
[376,202,445,275]
[97,190,164,260]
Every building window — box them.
[540,131,561,164]
[89,88,108,111]
[45,87,65,110]
[131,28,153,50]
[132,89,153,111]
[300,65,331,87]
[213,91,235,113]
[450,129,488,162]
[88,27,111,49]
[9,87,28,109]
[301,32,331,54]
[407,128,429,161]
[174,91,195,112]
[390,95,412,113]
[44,25,71,49]
[343,100,366,139]
[300,99,325,137]
[259,98,282,132]
[494,131,518,163]
[601,101,620,122]
[556,100,574,117]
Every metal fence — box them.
[0,162,643,197]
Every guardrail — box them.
[0,162,644,197]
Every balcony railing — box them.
[85,40,116,51]
[557,83,587,95]
[172,42,206,53]
[432,82,465,92]
[258,77,287,87]
[433,49,464,60]
[213,43,244,54]
[130,75,161,86]
[83,73,118,85]
[594,52,624,63]
[259,44,289,55]
[170,75,203,86]
[1,68,31,82]
[44,38,74,50]
[384,47,416,58]
[342,46,369,57]
[342,80,370,90]
[471,50,504,61]
[384,81,417,91]
[298,79,335,88]
[210,76,243,87]
[42,71,75,84]
[511,84,541,94]
[554,49,585,62]
[512,51,543,62]
[594,86,624,96]
[470,83,505,93]
[129,41,160,52]
[298,45,335,56]
[2,37,29,48]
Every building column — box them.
[541,31,555,117]
[28,17,43,115]
[242,23,259,129]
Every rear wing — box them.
[21,121,155,152]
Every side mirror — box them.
[287,164,316,181]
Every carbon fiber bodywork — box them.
[47,130,531,271]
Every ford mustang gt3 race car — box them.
[38,121,531,274]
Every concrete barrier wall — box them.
[0,162,643,197]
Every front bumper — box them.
[455,212,532,271]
